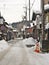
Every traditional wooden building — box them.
[44,0,49,4]
[44,0,49,23]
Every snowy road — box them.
[0,39,30,65]
[0,38,49,65]
[27,50,49,65]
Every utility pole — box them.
[41,0,45,40]
[29,0,30,22]
[26,7,27,21]
[23,6,27,21]
[25,7,27,21]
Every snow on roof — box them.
[44,4,49,10]
[6,25,13,29]
[30,23,34,27]
[45,23,49,29]
[33,10,42,14]
[13,29,18,32]
[26,26,30,28]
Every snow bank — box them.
[23,38,49,64]
[40,53,49,62]
[23,37,37,45]
[0,40,9,52]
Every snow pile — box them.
[0,40,9,52]
[23,37,37,45]
[45,23,49,29]
[44,4,49,10]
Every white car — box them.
[23,37,37,47]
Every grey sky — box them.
[0,0,41,23]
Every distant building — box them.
[12,20,32,31]
[44,0,49,4]
[12,21,23,32]
[0,12,14,40]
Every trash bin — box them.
[42,40,49,52]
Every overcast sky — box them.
[0,0,41,23]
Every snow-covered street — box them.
[0,38,49,65]
[0,39,30,65]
